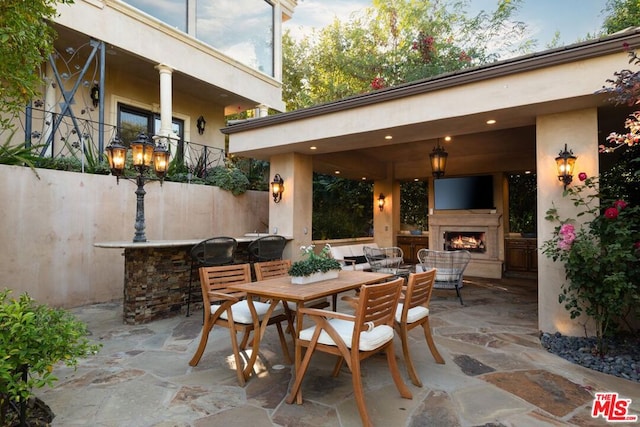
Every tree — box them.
[282,0,532,110]
[602,0,640,35]
[0,0,74,131]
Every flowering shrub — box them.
[542,174,640,352]
[288,244,342,277]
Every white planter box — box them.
[291,270,340,285]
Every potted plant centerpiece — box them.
[288,244,342,284]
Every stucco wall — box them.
[0,165,268,308]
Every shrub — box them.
[0,289,101,425]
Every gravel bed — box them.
[540,332,640,383]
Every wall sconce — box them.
[429,138,448,179]
[196,116,206,135]
[378,193,386,211]
[555,144,577,189]
[271,173,284,203]
[91,84,100,108]
[105,132,170,242]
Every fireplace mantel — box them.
[428,212,503,278]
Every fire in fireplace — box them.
[444,231,486,253]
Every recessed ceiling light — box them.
[486,119,496,125]
[384,135,393,140]
[414,178,419,181]
[362,177,367,180]
[444,136,452,141]
[334,170,340,174]
[310,146,317,150]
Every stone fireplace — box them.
[429,213,503,278]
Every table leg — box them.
[241,296,281,381]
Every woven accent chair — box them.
[394,268,445,387]
[417,249,471,305]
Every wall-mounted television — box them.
[434,175,494,210]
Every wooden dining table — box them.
[228,270,394,386]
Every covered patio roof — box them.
[223,29,640,181]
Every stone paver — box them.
[36,277,640,426]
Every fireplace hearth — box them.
[429,213,503,279]
[444,231,486,253]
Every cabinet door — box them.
[528,242,538,272]
[505,240,530,272]
[397,239,412,264]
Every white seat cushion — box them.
[298,318,394,351]
[212,300,284,324]
[395,303,429,323]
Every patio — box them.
[37,276,639,426]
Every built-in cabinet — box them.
[397,235,429,264]
[504,238,537,276]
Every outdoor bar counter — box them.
[95,235,290,324]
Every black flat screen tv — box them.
[434,175,494,210]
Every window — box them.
[124,0,187,32]
[123,0,275,76]
[118,104,184,159]
[196,0,274,76]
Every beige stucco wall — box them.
[536,108,599,336]
[0,165,268,308]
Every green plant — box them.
[541,174,640,353]
[206,164,250,195]
[288,244,342,277]
[0,131,41,178]
[0,289,101,425]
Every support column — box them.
[536,108,599,336]
[155,64,174,139]
[268,153,313,261]
[373,163,398,248]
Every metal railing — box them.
[15,107,225,176]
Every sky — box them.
[284,0,610,51]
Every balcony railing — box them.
[16,107,225,177]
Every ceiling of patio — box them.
[271,101,625,182]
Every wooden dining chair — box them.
[188,263,292,386]
[394,268,445,387]
[253,259,330,311]
[286,277,411,427]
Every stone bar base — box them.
[123,245,199,324]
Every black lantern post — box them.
[105,132,170,242]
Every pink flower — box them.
[613,200,627,210]
[559,223,575,236]
[578,172,587,181]
[604,207,619,219]
[558,239,572,250]
[371,77,385,90]
[634,241,640,250]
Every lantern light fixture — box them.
[429,138,448,179]
[378,193,386,211]
[271,173,284,203]
[555,144,577,189]
[196,115,206,135]
[105,132,170,242]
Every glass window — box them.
[196,0,274,76]
[118,105,184,161]
[124,0,187,32]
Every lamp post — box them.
[105,132,170,242]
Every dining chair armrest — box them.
[207,291,242,303]
[340,294,359,310]
[298,307,356,322]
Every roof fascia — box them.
[221,29,640,135]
